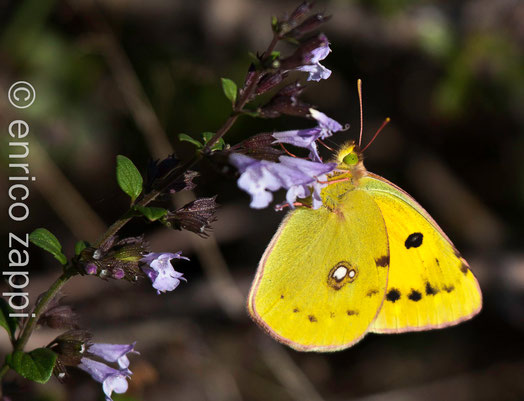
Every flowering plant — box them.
[0,2,343,399]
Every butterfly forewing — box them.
[361,174,482,332]
[248,189,390,351]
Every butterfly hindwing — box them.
[248,189,389,351]
[361,174,482,332]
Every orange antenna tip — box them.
[361,117,391,152]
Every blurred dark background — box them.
[1,0,523,400]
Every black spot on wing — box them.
[453,247,470,275]
[375,255,389,267]
[425,282,439,295]
[330,312,335,318]
[293,308,299,313]
[443,285,455,293]
[280,294,284,299]
[435,258,440,266]
[346,310,359,316]
[408,289,422,301]
[386,288,401,302]
[308,315,317,322]
[405,232,423,249]
[366,289,379,297]
[460,262,469,275]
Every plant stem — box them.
[1,25,281,390]
[15,272,71,352]
[203,33,280,152]
[0,270,72,382]
[97,33,281,248]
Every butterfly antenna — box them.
[279,143,309,159]
[318,138,335,151]
[280,143,299,158]
[357,79,363,147]
[361,117,391,153]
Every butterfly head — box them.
[335,141,364,171]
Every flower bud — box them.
[286,14,331,39]
[259,95,312,118]
[289,1,314,24]
[112,268,125,280]
[255,72,288,95]
[85,263,97,275]
[49,330,92,367]
[277,81,305,97]
[239,63,258,100]
[229,133,284,162]
[39,304,78,330]
[77,237,148,282]
[169,196,218,237]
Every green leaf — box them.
[116,155,143,203]
[74,240,89,256]
[178,133,203,149]
[0,299,18,341]
[220,78,237,105]
[212,138,225,151]
[134,205,168,221]
[6,348,57,384]
[202,132,214,143]
[202,132,225,151]
[29,228,67,265]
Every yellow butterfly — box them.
[247,133,482,352]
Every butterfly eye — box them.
[342,152,358,166]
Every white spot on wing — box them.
[333,266,348,280]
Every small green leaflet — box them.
[29,228,67,265]
[74,240,89,256]
[221,78,237,105]
[6,348,58,384]
[178,133,203,148]
[178,133,225,151]
[0,299,18,342]
[202,132,225,151]
[116,155,143,203]
[134,205,168,221]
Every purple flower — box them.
[78,358,130,401]
[140,252,188,294]
[296,34,332,81]
[230,153,336,209]
[279,34,332,82]
[272,108,343,161]
[88,342,138,370]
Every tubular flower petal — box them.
[88,342,138,370]
[140,252,188,294]
[272,109,343,161]
[230,153,336,209]
[78,358,130,401]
